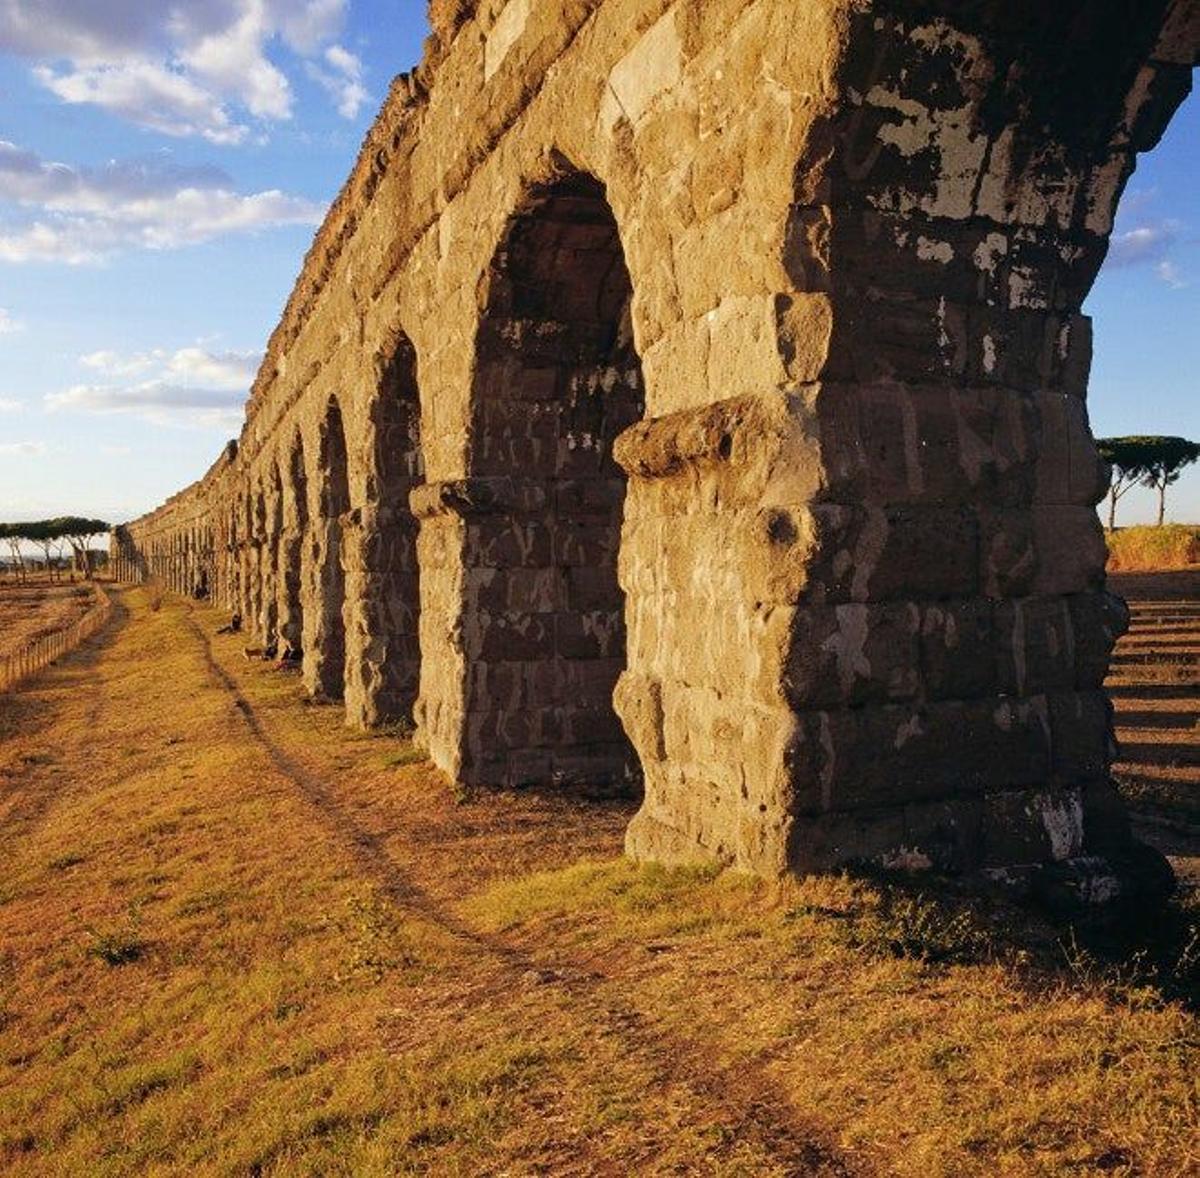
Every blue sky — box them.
[0,4,1195,530]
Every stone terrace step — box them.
[1109,650,1200,667]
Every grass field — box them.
[0,587,1198,1175]
[0,577,95,660]
[1107,525,1200,572]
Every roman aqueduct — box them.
[111,0,1199,894]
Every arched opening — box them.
[1086,89,1199,844]
[311,397,351,700]
[280,432,308,662]
[465,170,644,790]
[357,332,423,724]
[238,491,253,624]
[251,484,267,640]
[226,502,241,617]
[264,464,284,651]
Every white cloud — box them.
[0,396,23,412]
[272,0,347,55]
[0,440,47,456]
[308,44,368,120]
[45,344,261,429]
[0,1,168,60]
[47,381,247,429]
[1106,219,1189,290]
[0,140,325,264]
[34,61,249,146]
[164,346,260,390]
[1108,223,1177,267]
[0,307,23,334]
[179,5,293,123]
[0,0,366,139]
[80,349,156,375]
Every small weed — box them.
[176,887,231,918]
[451,780,478,805]
[1059,908,1200,1009]
[84,912,147,967]
[374,717,416,742]
[86,931,146,967]
[838,890,995,965]
[335,892,423,984]
[47,853,85,871]
[0,952,15,1032]
[103,1054,201,1115]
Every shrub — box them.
[85,926,146,967]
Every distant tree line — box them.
[0,518,109,582]
[1097,436,1200,529]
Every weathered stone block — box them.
[1068,591,1129,689]
[920,600,996,701]
[1048,690,1113,786]
[994,597,1076,697]
[783,602,921,709]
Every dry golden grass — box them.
[0,587,1197,1176]
[1107,525,1200,572]
[0,577,94,659]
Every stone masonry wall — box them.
[111,0,1200,902]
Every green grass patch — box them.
[379,744,425,770]
[465,858,731,936]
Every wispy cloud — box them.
[307,44,368,120]
[1107,223,1177,267]
[0,440,47,456]
[79,346,260,389]
[0,397,25,412]
[0,307,23,334]
[1155,259,1188,290]
[45,344,261,428]
[1106,217,1189,289]
[0,0,367,142]
[0,141,325,264]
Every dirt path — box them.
[1108,569,1200,889]
[1,587,1196,1176]
[180,608,850,1176]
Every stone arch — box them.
[305,396,351,700]
[344,331,425,727]
[458,168,645,789]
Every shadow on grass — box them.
[822,863,1200,1012]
